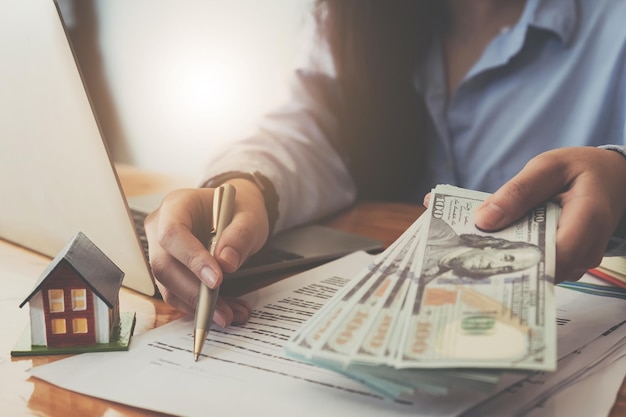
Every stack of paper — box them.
[285,184,560,399]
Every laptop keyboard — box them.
[131,208,304,269]
[131,209,149,259]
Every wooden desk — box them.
[1,165,625,416]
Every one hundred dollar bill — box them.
[286,216,424,361]
[316,226,421,365]
[285,183,559,400]
[395,185,558,371]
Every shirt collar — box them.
[525,0,578,46]
[413,0,579,94]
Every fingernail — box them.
[232,304,250,324]
[200,266,219,287]
[213,312,228,328]
[475,202,506,230]
[219,246,241,270]
[233,311,245,324]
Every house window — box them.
[71,289,87,311]
[51,318,67,334]
[48,289,65,313]
[72,318,89,334]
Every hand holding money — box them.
[285,185,559,398]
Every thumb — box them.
[474,158,566,231]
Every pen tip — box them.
[194,353,199,362]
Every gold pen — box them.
[193,183,236,361]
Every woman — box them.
[145,0,626,327]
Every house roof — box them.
[19,231,125,308]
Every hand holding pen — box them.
[193,183,236,361]
[143,179,269,348]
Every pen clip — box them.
[211,185,225,237]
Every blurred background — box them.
[56,0,311,177]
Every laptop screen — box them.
[0,0,156,296]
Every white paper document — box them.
[525,341,626,417]
[30,252,626,417]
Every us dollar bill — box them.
[395,185,558,370]
[316,225,421,365]
[286,215,424,361]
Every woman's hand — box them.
[144,178,270,326]
[474,147,626,283]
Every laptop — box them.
[0,0,383,296]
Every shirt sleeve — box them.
[598,145,626,158]
[598,145,626,255]
[198,13,356,233]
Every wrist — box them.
[225,177,268,220]
[202,171,279,235]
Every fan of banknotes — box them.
[285,184,560,400]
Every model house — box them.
[19,231,125,348]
